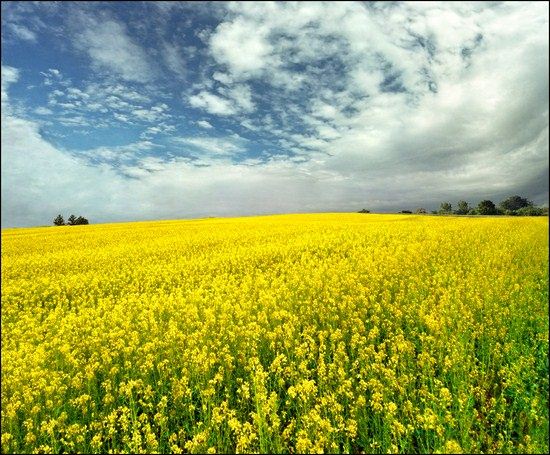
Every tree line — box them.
[358,195,548,216]
[435,195,547,216]
[53,214,89,226]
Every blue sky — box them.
[2,1,548,227]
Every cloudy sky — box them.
[1,1,548,227]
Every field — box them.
[1,214,548,454]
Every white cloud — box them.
[33,106,53,115]
[98,83,151,103]
[212,71,233,85]
[81,140,159,163]
[7,23,37,42]
[210,17,272,77]
[221,84,255,112]
[197,120,213,129]
[162,41,187,77]
[188,91,238,116]
[57,115,89,126]
[39,68,72,89]
[188,84,255,116]
[1,66,19,109]
[57,102,78,109]
[172,136,245,156]
[240,119,259,131]
[131,104,170,122]
[71,11,154,83]
[113,113,131,123]
[41,80,171,127]
[140,123,176,138]
[67,87,89,100]
[206,1,548,186]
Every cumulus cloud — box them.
[202,1,548,206]
[210,17,272,76]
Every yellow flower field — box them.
[1,214,548,454]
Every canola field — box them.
[1,214,548,454]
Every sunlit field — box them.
[1,214,548,454]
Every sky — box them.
[1,1,548,227]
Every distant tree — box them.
[468,208,478,215]
[477,200,497,215]
[415,208,427,214]
[454,200,470,215]
[67,214,77,225]
[431,210,438,214]
[439,202,452,214]
[499,195,533,212]
[358,209,370,214]
[399,210,412,214]
[75,216,89,225]
[516,206,544,216]
[53,214,65,226]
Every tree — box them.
[53,214,65,226]
[67,214,77,225]
[455,200,470,215]
[439,202,452,214]
[415,208,427,214]
[75,216,89,225]
[358,209,370,214]
[516,206,544,216]
[477,200,497,215]
[499,195,533,212]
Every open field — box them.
[1,214,548,454]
